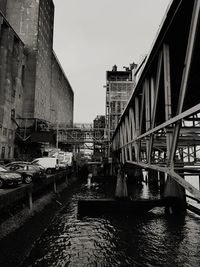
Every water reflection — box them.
[21,181,200,267]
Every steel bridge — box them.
[15,120,106,157]
[111,0,200,201]
[50,123,106,151]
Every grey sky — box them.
[53,0,171,123]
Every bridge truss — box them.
[50,123,106,152]
[111,0,200,201]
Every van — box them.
[58,152,73,167]
[32,157,59,174]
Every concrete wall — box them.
[35,0,54,121]
[6,0,54,121]
[0,0,7,16]
[0,0,74,158]
[5,0,39,119]
[0,15,25,159]
[51,52,74,126]
[6,0,39,49]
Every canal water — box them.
[21,179,200,267]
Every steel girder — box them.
[111,0,200,201]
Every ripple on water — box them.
[22,182,200,267]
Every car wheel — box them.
[46,168,52,174]
[0,179,4,189]
[24,175,32,184]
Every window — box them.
[12,89,16,98]
[1,147,5,159]
[3,128,7,137]
[8,146,11,158]
[8,129,13,140]
[11,109,15,119]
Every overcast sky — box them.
[53,0,171,123]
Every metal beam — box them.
[169,0,200,164]
[148,52,163,163]
[126,160,200,201]
[119,104,200,149]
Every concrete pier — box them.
[163,176,186,214]
[115,169,128,199]
[0,171,70,212]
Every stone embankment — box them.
[0,171,78,240]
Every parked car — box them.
[6,161,46,172]
[5,162,46,184]
[31,157,59,174]
[0,165,23,188]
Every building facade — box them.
[5,0,54,121]
[105,65,136,149]
[0,0,74,160]
[51,52,74,127]
[0,12,25,159]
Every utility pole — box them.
[50,108,59,151]
[56,120,58,150]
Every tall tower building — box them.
[5,0,54,121]
[105,64,137,155]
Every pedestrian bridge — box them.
[111,0,200,202]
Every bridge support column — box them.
[148,169,158,185]
[159,172,165,197]
[115,168,128,199]
[163,176,186,215]
[87,173,92,188]
[144,171,148,183]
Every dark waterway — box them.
[19,180,200,267]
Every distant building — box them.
[93,115,105,129]
[93,115,105,160]
[105,64,137,155]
